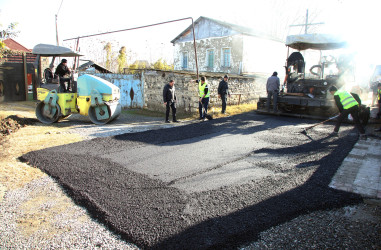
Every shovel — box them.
[301,114,339,135]
[200,101,213,120]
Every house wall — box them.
[175,18,239,43]
[85,70,267,114]
[173,35,243,75]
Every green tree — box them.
[153,58,164,70]
[0,22,20,58]
[153,58,173,71]
[103,42,112,70]
[117,46,127,73]
[0,22,19,39]
[138,61,147,69]
[163,60,174,71]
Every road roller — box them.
[36,74,122,124]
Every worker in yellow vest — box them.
[329,86,366,140]
[198,76,210,121]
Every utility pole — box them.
[289,9,324,34]
[55,0,64,45]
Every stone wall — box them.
[142,70,267,114]
[82,70,267,114]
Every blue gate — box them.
[92,73,144,109]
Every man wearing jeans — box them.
[198,76,210,121]
[266,71,280,113]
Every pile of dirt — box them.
[0,115,38,137]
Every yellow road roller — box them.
[36,74,121,124]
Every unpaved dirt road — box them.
[20,111,381,249]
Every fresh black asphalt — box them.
[21,112,363,249]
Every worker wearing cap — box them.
[199,76,210,121]
[329,85,366,139]
[218,75,230,114]
[55,59,71,92]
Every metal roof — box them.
[285,34,347,50]
[32,44,83,56]
[171,16,283,44]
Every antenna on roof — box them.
[289,9,324,34]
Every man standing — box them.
[376,83,381,119]
[266,71,280,113]
[329,86,366,140]
[163,80,178,123]
[55,59,71,92]
[218,75,230,114]
[199,76,210,121]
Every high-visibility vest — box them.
[378,88,381,100]
[199,81,210,98]
[334,90,358,109]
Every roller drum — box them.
[88,101,121,125]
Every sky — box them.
[0,0,380,79]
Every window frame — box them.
[182,51,188,69]
[221,47,231,67]
[206,49,215,69]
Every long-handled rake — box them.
[300,114,339,135]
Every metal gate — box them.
[0,53,36,102]
[92,73,144,109]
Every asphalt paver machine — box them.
[257,34,370,124]
[32,44,121,124]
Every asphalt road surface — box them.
[21,112,363,249]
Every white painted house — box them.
[171,16,285,77]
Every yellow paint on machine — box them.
[77,96,91,116]
[57,93,77,116]
[37,87,114,117]
[36,88,49,101]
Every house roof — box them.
[171,16,283,44]
[78,61,112,73]
[3,38,31,52]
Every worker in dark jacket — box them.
[329,85,366,140]
[218,75,230,114]
[266,71,280,113]
[55,59,71,92]
[163,80,178,123]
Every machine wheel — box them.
[35,101,61,124]
[88,103,121,125]
[279,104,294,113]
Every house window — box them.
[222,48,231,67]
[182,52,188,69]
[207,49,214,68]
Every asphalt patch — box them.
[21,113,363,249]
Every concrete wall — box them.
[84,70,267,114]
